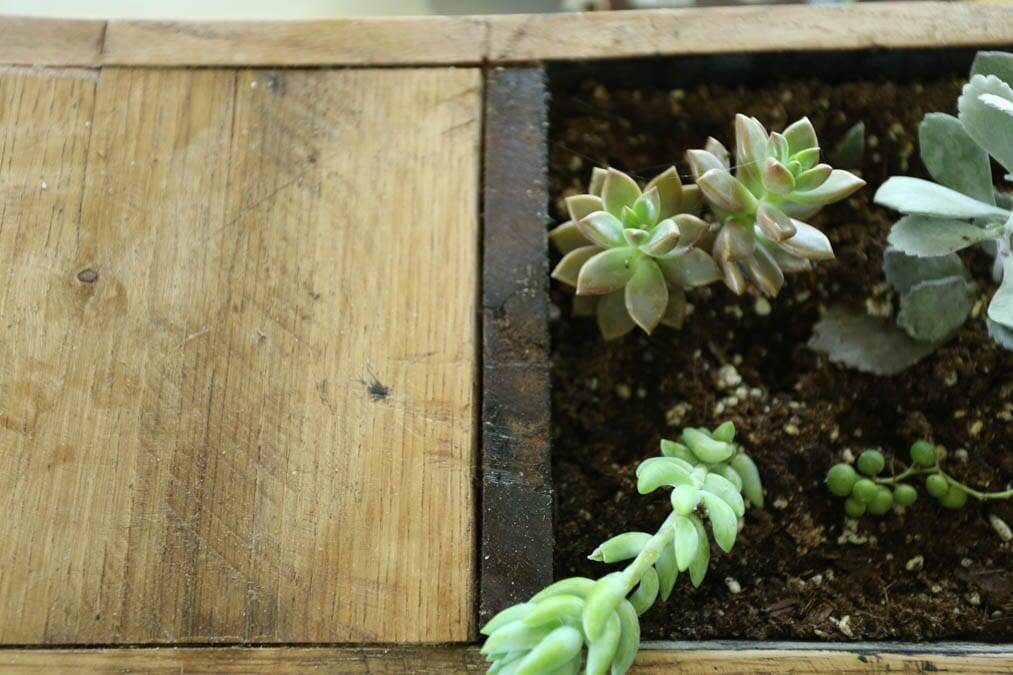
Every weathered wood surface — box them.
[481,67,553,625]
[2,644,1011,673]
[0,65,481,644]
[3,3,1013,67]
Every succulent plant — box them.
[550,167,719,339]
[481,422,763,674]
[688,115,865,296]
[873,51,1013,349]
[826,441,1013,519]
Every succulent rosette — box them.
[688,115,865,296]
[550,167,721,339]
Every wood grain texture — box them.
[0,66,481,644]
[480,67,552,625]
[2,645,1011,673]
[0,16,104,66]
[3,3,1013,67]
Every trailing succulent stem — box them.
[481,422,763,674]
[826,442,1013,518]
[550,114,864,340]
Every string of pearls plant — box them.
[826,442,1013,517]
[480,422,763,674]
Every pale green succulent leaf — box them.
[735,114,768,189]
[887,215,995,257]
[829,122,864,170]
[705,136,731,169]
[514,625,583,675]
[767,132,790,163]
[522,595,584,627]
[588,167,608,196]
[703,473,746,517]
[551,245,601,287]
[567,194,606,223]
[482,603,535,636]
[729,453,763,508]
[721,464,744,492]
[673,515,699,572]
[897,276,973,342]
[625,258,668,334]
[659,440,696,465]
[680,184,704,215]
[659,286,687,329]
[919,113,995,204]
[744,245,785,297]
[645,167,684,219]
[712,420,735,442]
[988,255,1013,328]
[610,600,640,675]
[681,427,735,463]
[783,116,818,154]
[656,248,722,288]
[959,74,1013,175]
[633,187,660,227]
[687,516,711,587]
[714,222,755,262]
[761,158,796,194]
[482,620,554,656]
[577,248,637,295]
[972,51,1013,84]
[793,164,832,193]
[577,211,626,249]
[589,532,652,564]
[686,149,728,181]
[701,492,737,553]
[875,176,1008,219]
[623,227,649,247]
[777,220,834,261]
[571,293,597,318]
[698,168,757,214]
[654,543,679,602]
[756,236,811,274]
[789,169,865,204]
[531,577,595,603]
[987,317,1013,350]
[671,213,710,247]
[671,484,701,516]
[793,147,820,171]
[582,573,626,641]
[636,457,693,494]
[585,613,622,675]
[602,168,642,218]
[629,567,659,616]
[883,246,970,295]
[549,221,591,255]
[596,289,636,341]
[756,202,797,241]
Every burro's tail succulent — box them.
[550,166,720,339]
[689,115,865,296]
[480,422,763,674]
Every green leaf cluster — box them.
[480,422,763,674]
[550,114,864,340]
[826,440,1013,519]
[873,50,1013,349]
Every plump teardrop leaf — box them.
[582,573,627,641]
[522,595,584,627]
[729,453,764,508]
[673,515,699,572]
[602,168,642,218]
[531,577,596,602]
[636,457,693,494]
[660,286,687,330]
[654,541,679,602]
[682,427,735,463]
[735,114,769,188]
[687,516,711,587]
[705,136,732,168]
[482,620,554,656]
[625,258,668,334]
[671,484,701,516]
[585,613,622,675]
[643,218,681,256]
[959,74,1013,176]
[659,440,696,465]
[590,532,652,564]
[482,603,534,636]
[919,113,995,204]
[701,492,737,553]
[610,600,640,675]
[514,625,583,675]
[629,567,659,616]
[672,213,710,248]
[887,215,995,257]
[704,473,746,517]
[875,176,1008,219]
[744,245,785,297]
[588,167,608,196]
[712,420,735,443]
[578,248,637,295]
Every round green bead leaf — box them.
[867,486,895,515]
[925,473,949,499]
[844,497,867,518]
[894,484,918,507]
[939,485,969,510]
[852,478,878,504]
[857,450,886,476]
[910,441,936,467]
[826,463,858,497]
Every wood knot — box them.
[77,268,99,283]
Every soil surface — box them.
[549,73,1013,641]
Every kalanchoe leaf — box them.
[687,149,728,181]
[807,307,940,375]
[793,147,821,171]
[918,113,995,205]
[578,211,626,248]
[883,246,971,295]
[551,245,601,287]
[959,74,1013,176]
[794,163,833,192]
[578,247,637,295]
[897,275,974,342]
[987,317,1013,350]
[756,202,797,241]
[657,248,722,287]
[645,166,684,219]
[779,220,835,260]
[829,122,865,170]
[549,221,590,255]
[596,290,635,341]
[887,215,994,257]
[783,116,818,154]
[643,218,681,256]
[566,193,606,222]
[972,51,1013,84]
[625,258,669,334]
[602,168,642,218]
[660,287,687,329]
[762,157,796,194]
[988,256,1013,328]
[705,136,731,169]
[875,176,1008,219]
[788,169,865,204]
[744,245,785,297]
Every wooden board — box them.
[0,66,481,644]
[2,644,1011,673]
[480,68,553,625]
[3,3,1013,67]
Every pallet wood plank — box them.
[0,66,481,644]
[0,16,105,66]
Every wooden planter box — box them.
[2,4,1013,672]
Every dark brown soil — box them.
[549,72,1013,641]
